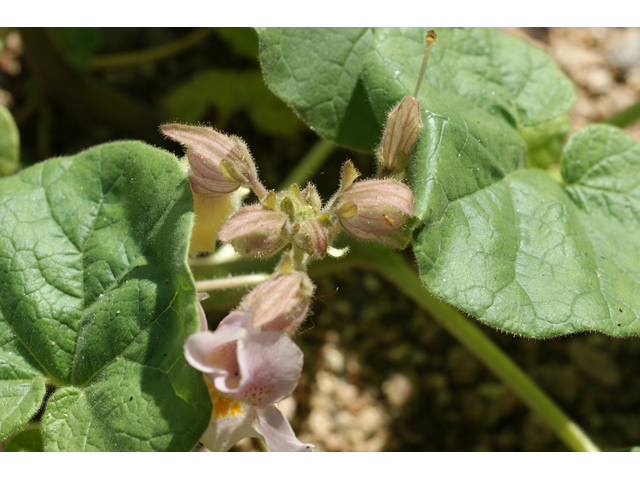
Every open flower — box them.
[184,293,313,452]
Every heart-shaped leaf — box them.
[257,28,640,338]
[0,141,211,450]
[0,376,46,441]
[413,123,640,338]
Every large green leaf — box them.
[361,28,575,168]
[413,125,640,337]
[0,141,211,450]
[0,103,19,177]
[258,28,640,338]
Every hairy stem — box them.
[310,242,600,452]
[195,273,270,292]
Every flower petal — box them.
[184,329,242,375]
[200,389,262,452]
[184,311,253,390]
[221,328,303,407]
[255,405,314,452]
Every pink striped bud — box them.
[240,272,315,335]
[162,124,257,195]
[333,179,413,248]
[376,96,422,177]
[218,205,288,257]
[292,217,329,258]
[299,183,322,211]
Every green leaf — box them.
[0,141,211,450]
[258,27,381,151]
[0,103,19,177]
[258,27,576,159]
[3,423,44,451]
[520,114,571,169]
[0,308,47,440]
[0,377,46,441]
[258,28,640,338]
[163,68,302,136]
[414,123,640,338]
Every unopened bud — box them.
[240,272,315,335]
[218,205,288,257]
[162,124,257,195]
[376,96,422,177]
[187,150,239,195]
[293,217,329,258]
[333,179,414,248]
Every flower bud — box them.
[376,96,422,177]
[218,204,288,257]
[292,217,329,258]
[333,179,413,247]
[162,124,257,195]
[240,272,315,335]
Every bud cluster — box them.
[163,107,419,258]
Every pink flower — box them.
[184,293,313,452]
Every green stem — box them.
[278,138,337,190]
[603,98,640,128]
[86,28,214,70]
[195,273,270,292]
[310,242,600,452]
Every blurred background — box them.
[2,27,640,451]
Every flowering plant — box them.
[2,27,639,453]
